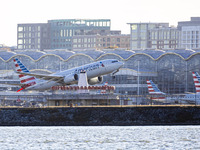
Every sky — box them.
[1,0,200,46]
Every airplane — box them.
[178,72,200,104]
[146,80,166,102]
[12,58,123,92]
[146,72,200,104]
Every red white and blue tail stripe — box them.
[147,80,165,95]
[192,72,200,93]
[14,58,37,92]
[147,80,166,101]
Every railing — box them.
[0,94,200,108]
[0,104,200,109]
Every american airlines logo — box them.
[100,62,104,67]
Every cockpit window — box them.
[112,60,118,63]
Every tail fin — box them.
[147,80,166,101]
[192,72,200,93]
[14,58,37,92]
[147,80,165,95]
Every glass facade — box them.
[0,49,199,95]
[48,19,111,50]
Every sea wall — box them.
[0,106,200,126]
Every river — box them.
[0,126,199,149]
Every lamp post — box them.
[137,60,140,96]
[185,61,188,92]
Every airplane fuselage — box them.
[179,94,200,103]
[27,59,123,90]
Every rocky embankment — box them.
[0,106,200,126]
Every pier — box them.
[0,106,200,126]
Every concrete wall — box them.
[0,106,200,126]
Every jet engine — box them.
[88,76,103,85]
[64,74,78,83]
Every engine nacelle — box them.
[64,74,78,83]
[88,76,103,85]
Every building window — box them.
[73,39,77,43]
[18,39,23,44]
[132,33,137,40]
[18,33,23,38]
[131,25,137,30]
[18,45,23,49]
[141,24,146,30]
[18,27,23,32]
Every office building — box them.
[48,19,111,50]
[128,23,180,49]
[72,33,130,50]
[17,23,50,50]
[178,17,200,49]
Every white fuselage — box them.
[179,94,200,104]
[27,59,123,90]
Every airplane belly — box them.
[41,82,57,89]
[87,67,105,78]
[29,81,60,90]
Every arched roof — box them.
[14,50,46,60]
[1,48,200,61]
[162,49,196,59]
[75,49,104,59]
[44,49,75,60]
[102,49,135,59]
[134,49,165,59]
[0,51,16,61]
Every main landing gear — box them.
[111,69,119,79]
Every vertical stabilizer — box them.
[146,80,166,101]
[147,80,165,95]
[192,72,200,93]
[14,58,37,92]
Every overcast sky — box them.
[1,0,200,46]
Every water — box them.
[0,126,199,150]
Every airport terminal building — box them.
[0,48,199,95]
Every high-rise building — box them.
[128,23,180,49]
[149,26,179,49]
[48,19,111,50]
[178,17,200,49]
[17,23,50,50]
[17,19,111,51]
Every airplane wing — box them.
[0,82,25,86]
[16,72,64,82]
